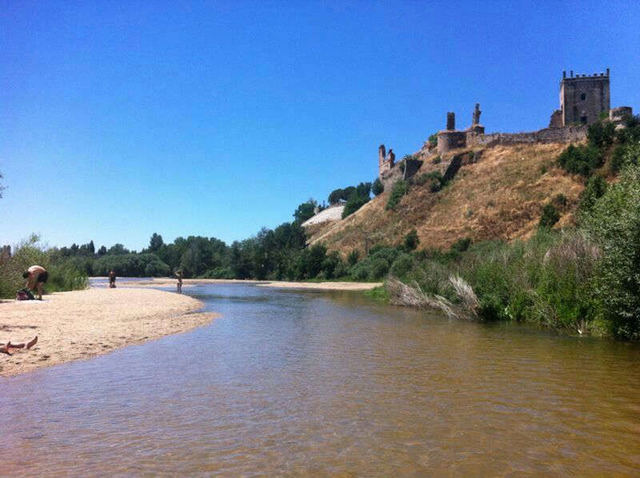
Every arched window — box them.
[580,93,586,101]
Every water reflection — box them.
[1,284,639,476]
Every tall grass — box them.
[386,229,603,334]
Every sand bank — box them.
[0,288,216,377]
[115,277,382,291]
[256,281,382,291]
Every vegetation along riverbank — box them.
[2,115,639,340]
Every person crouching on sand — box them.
[0,336,38,355]
[23,265,48,300]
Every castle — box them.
[378,69,633,179]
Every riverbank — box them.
[0,288,217,377]
[113,277,382,291]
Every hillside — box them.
[307,142,584,254]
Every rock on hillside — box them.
[307,143,584,255]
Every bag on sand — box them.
[16,288,35,300]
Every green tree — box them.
[372,178,384,196]
[293,199,318,224]
[585,164,640,339]
[148,233,164,252]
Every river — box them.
[1,283,639,476]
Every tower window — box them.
[580,93,586,101]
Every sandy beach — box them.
[0,288,216,377]
[117,277,383,291]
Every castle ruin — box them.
[377,69,633,179]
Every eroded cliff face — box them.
[307,142,584,255]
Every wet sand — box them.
[0,288,217,377]
[116,277,383,291]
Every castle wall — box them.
[437,130,466,154]
[468,126,587,147]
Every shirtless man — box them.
[23,265,48,300]
[0,336,38,355]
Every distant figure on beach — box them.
[0,336,38,355]
[176,270,183,294]
[108,270,117,288]
[23,265,47,300]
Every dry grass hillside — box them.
[307,143,585,255]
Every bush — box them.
[403,229,419,251]
[342,195,369,218]
[587,121,616,149]
[386,180,408,210]
[557,144,603,176]
[451,237,472,253]
[390,253,415,278]
[552,194,568,208]
[578,175,607,215]
[347,250,359,266]
[539,204,560,229]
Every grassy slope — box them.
[308,143,584,255]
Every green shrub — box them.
[369,257,390,280]
[451,237,472,253]
[414,171,443,192]
[557,144,603,176]
[342,195,368,218]
[431,155,442,164]
[587,121,616,149]
[553,193,568,208]
[403,229,419,251]
[386,180,408,210]
[539,204,560,229]
[578,175,607,215]
[390,253,414,278]
[347,250,359,266]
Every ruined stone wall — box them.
[437,131,466,154]
[467,126,587,147]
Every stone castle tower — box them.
[557,69,610,126]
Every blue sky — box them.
[2,1,639,251]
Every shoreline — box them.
[0,288,217,378]
[112,277,383,291]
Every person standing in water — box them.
[108,270,117,288]
[176,270,183,294]
[22,265,48,300]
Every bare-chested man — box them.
[23,265,48,300]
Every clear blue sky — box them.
[2,1,639,251]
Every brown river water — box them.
[1,283,639,476]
